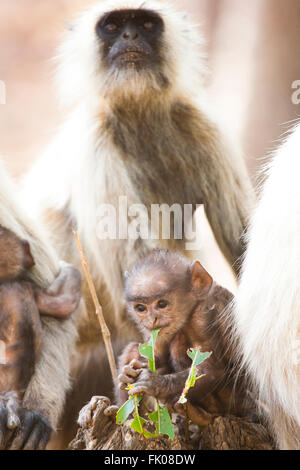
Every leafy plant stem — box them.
[134,394,143,430]
[156,399,161,435]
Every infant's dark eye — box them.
[104,23,119,33]
[136,304,147,313]
[157,300,168,309]
[143,21,154,30]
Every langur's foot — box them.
[77,396,111,429]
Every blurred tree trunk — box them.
[243,0,300,171]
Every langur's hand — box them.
[128,369,166,398]
[118,358,147,391]
[35,261,82,319]
[0,392,52,450]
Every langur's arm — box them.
[0,291,82,450]
[0,290,39,399]
[35,263,82,319]
[198,124,254,275]
[128,358,222,403]
[19,305,81,449]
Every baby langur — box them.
[116,250,253,426]
[0,225,82,406]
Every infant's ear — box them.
[190,261,213,296]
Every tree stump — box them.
[199,416,274,450]
[68,396,274,451]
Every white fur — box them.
[235,125,300,449]
[0,160,59,286]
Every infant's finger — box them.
[130,359,146,370]
[128,384,152,397]
[123,365,142,378]
[118,373,134,384]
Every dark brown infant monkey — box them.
[0,225,81,417]
[116,250,254,426]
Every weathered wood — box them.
[199,416,274,450]
[68,396,274,451]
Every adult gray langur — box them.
[21,0,253,447]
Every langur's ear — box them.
[190,261,213,296]
[22,241,35,270]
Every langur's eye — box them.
[157,300,168,309]
[135,304,147,313]
[143,21,154,30]
[104,23,119,33]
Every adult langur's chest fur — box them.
[102,95,220,208]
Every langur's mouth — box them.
[117,51,145,62]
[149,324,171,332]
[112,49,150,65]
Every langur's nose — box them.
[151,315,159,328]
[123,26,138,40]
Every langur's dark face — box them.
[96,9,164,70]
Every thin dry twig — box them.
[73,231,117,379]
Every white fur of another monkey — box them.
[235,126,300,449]
[22,0,253,443]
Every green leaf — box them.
[143,430,157,439]
[116,396,135,424]
[178,348,212,405]
[118,329,175,440]
[138,344,153,369]
[187,349,212,366]
[149,406,175,440]
[139,328,161,373]
[130,413,147,435]
[149,329,160,350]
[158,406,175,440]
[149,410,159,423]
[116,395,143,425]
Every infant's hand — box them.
[118,358,147,391]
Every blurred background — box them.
[0,0,300,288]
